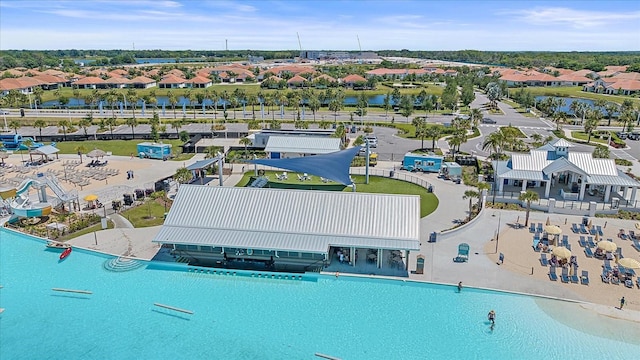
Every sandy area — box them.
[486,217,640,312]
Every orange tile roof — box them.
[571,69,596,77]
[3,68,25,76]
[606,79,640,91]
[189,76,212,84]
[342,74,367,83]
[40,69,66,77]
[555,73,592,82]
[130,76,156,84]
[287,75,308,83]
[0,77,45,91]
[313,74,336,82]
[158,74,186,84]
[167,69,185,77]
[32,74,67,84]
[73,76,106,85]
[611,72,640,81]
[105,76,131,84]
[109,69,128,77]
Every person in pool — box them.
[488,310,496,324]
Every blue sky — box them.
[1,0,639,51]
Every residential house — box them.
[72,76,108,89]
[341,74,367,88]
[158,74,186,89]
[130,76,157,89]
[188,76,212,88]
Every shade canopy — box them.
[544,225,562,235]
[84,194,98,201]
[248,146,361,185]
[618,258,640,269]
[87,149,107,158]
[552,246,571,259]
[597,241,617,252]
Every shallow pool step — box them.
[176,257,190,264]
[103,257,144,272]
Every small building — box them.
[264,136,341,159]
[152,185,420,273]
[137,142,172,160]
[401,152,443,173]
[251,129,335,149]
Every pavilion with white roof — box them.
[493,138,640,202]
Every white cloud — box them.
[504,7,640,28]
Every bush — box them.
[615,158,633,166]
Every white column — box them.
[631,187,638,204]
[604,185,611,202]
[377,248,382,269]
[498,178,504,193]
[351,247,355,267]
[521,180,527,192]
[545,180,551,198]
[579,182,587,200]
[405,250,409,270]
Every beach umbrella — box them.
[87,148,107,158]
[618,258,640,269]
[544,225,562,235]
[587,219,593,229]
[84,194,98,201]
[552,246,571,259]
[545,217,551,226]
[635,222,640,230]
[597,241,617,252]
[594,232,600,242]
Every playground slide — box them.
[16,179,34,196]
[6,179,52,218]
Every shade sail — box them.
[247,146,361,185]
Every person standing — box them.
[619,297,625,310]
[457,281,463,292]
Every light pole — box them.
[493,211,501,253]
[122,94,127,116]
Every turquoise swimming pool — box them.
[1,228,638,359]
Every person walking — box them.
[457,281,463,292]
[619,297,625,310]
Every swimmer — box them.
[335,271,340,278]
[457,281,463,292]
[488,310,496,324]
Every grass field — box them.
[60,220,115,240]
[236,171,439,217]
[120,199,169,227]
[570,131,608,144]
[51,139,192,160]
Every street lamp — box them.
[122,94,127,115]
[493,211,502,253]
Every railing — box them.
[491,189,639,212]
[349,168,433,190]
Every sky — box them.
[1,0,639,51]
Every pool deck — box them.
[7,157,640,323]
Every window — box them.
[426,161,435,167]
[200,246,213,252]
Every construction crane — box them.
[357,35,362,64]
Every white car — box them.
[0,109,9,115]
[364,135,378,148]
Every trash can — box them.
[427,185,433,193]
[389,170,395,177]
[429,232,437,243]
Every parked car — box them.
[629,132,640,140]
[481,118,496,124]
[364,134,378,148]
[0,109,9,115]
[616,132,628,140]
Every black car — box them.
[481,118,496,124]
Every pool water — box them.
[1,229,638,359]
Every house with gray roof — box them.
[493,138,640,203]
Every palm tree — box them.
[74,145,87,163]
[185,89,197,120]
[463,190,479,221]
[382,91,392,118]
[33,119,47,140]
[126,88,139,120]
[105,89,118,119]
[604,102,619,126]
[482,131,505,158]
[78,114,92,137]
[424,126,442,150]
[469,108,483,128]
[246,93,258,120]
[167,90,178,119]
[518,190,539,227]
[308,91,321,121]
[106,117,117,139]
[239,137,252,157]
[126,117,138,139]
[171,119,182,137]
[477,182,491,209]
[210,90,220,120]
[57,119,71,141]
[174,167,193,187]
[8,120,21,134]
[583,110,601,143]
[620,110,635,132]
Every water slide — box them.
[6,179,52,218]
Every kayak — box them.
[60,247,72,260]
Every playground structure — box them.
[0,134,45,151]
[0,174,79,218]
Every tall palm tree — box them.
[74,145,87,163]
[126,88,139,120]
[469,108,483,128]
[463,190,479,221]
[246,93,258,120]
[78,114,92,137]
[604,102,619,126]
[33,119,47,140]
[171,118,182,137]
[519,190,539,227]
[482,131,506,158]
[424,126,442,150]
[174,167,193,187]
[308,90,320,121]
[8,120,21,134]
[126,117,138,140]
[57,119,71,141]
[105,89,118,119]
[167,90,178,119]
[106,117,117,139]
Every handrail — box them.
[153,303,194,315]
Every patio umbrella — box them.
[618,258,640,269]
[87,149,107,158]
[597,241,617,252]
[587,220,593,229]
[84,194,98,201]
[544,225,562,235]
[552,246,571,259]
[635,222,640,230]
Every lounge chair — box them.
[571,268,579,284]
[603,259,612,272]
[532,237,541,252]
[637,278,640,289]
[561,235,568,245]
[540,253,548,266]
[630,230,637,240]
[571,223,580,234]
[580,224,588,234]
[601,271,610,283]
[548,266,558,281]
[632,239,640,252]
[584,247,594,258]
[561,267,570,283]
[297,174,303,181]
[597,225,603,236]
[625,279,634,288]
[587,237,596,248]
[589,227,597,235]
[618,229,628,240]
[615,247,623,259]
[537,223,543,233]
[565,243,571,251]
[578,236,587,247]
[611,276,620,285]
[530,223,536,233]
[580,270,589,285]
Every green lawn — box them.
[570,131,608,144]
[119,199,169,227]
[522,86,640,107]
[501,99,536,118]
[51,139,192,160]
[236,171,439,217]
[59,220,114,240]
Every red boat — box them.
[60,247,72,260]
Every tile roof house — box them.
[158,74,186,89]
[583,78,640,95]
[188,75,212,88]
[499,70,556,86]
[105,76,131,88]
[73,76,108,89]
[493,138,640,202]
[108,69,129,77]
[129,76,157,89]
[554,73,592,86]
[287,74,309,88]
[341,74,367,88]
[0,77,45,95]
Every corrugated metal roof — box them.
[30,145,59,155]
[550,138,575,147]
[499,170,547,181]
[265,136,341,154]
[588,170,640,187]
[543,157,587,177]
[511,150,551,171]
[568,153,617,175]
[153,185,420,252]
[186,157,219,171]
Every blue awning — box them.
[187,157,220,171]
[248,146,361,185]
